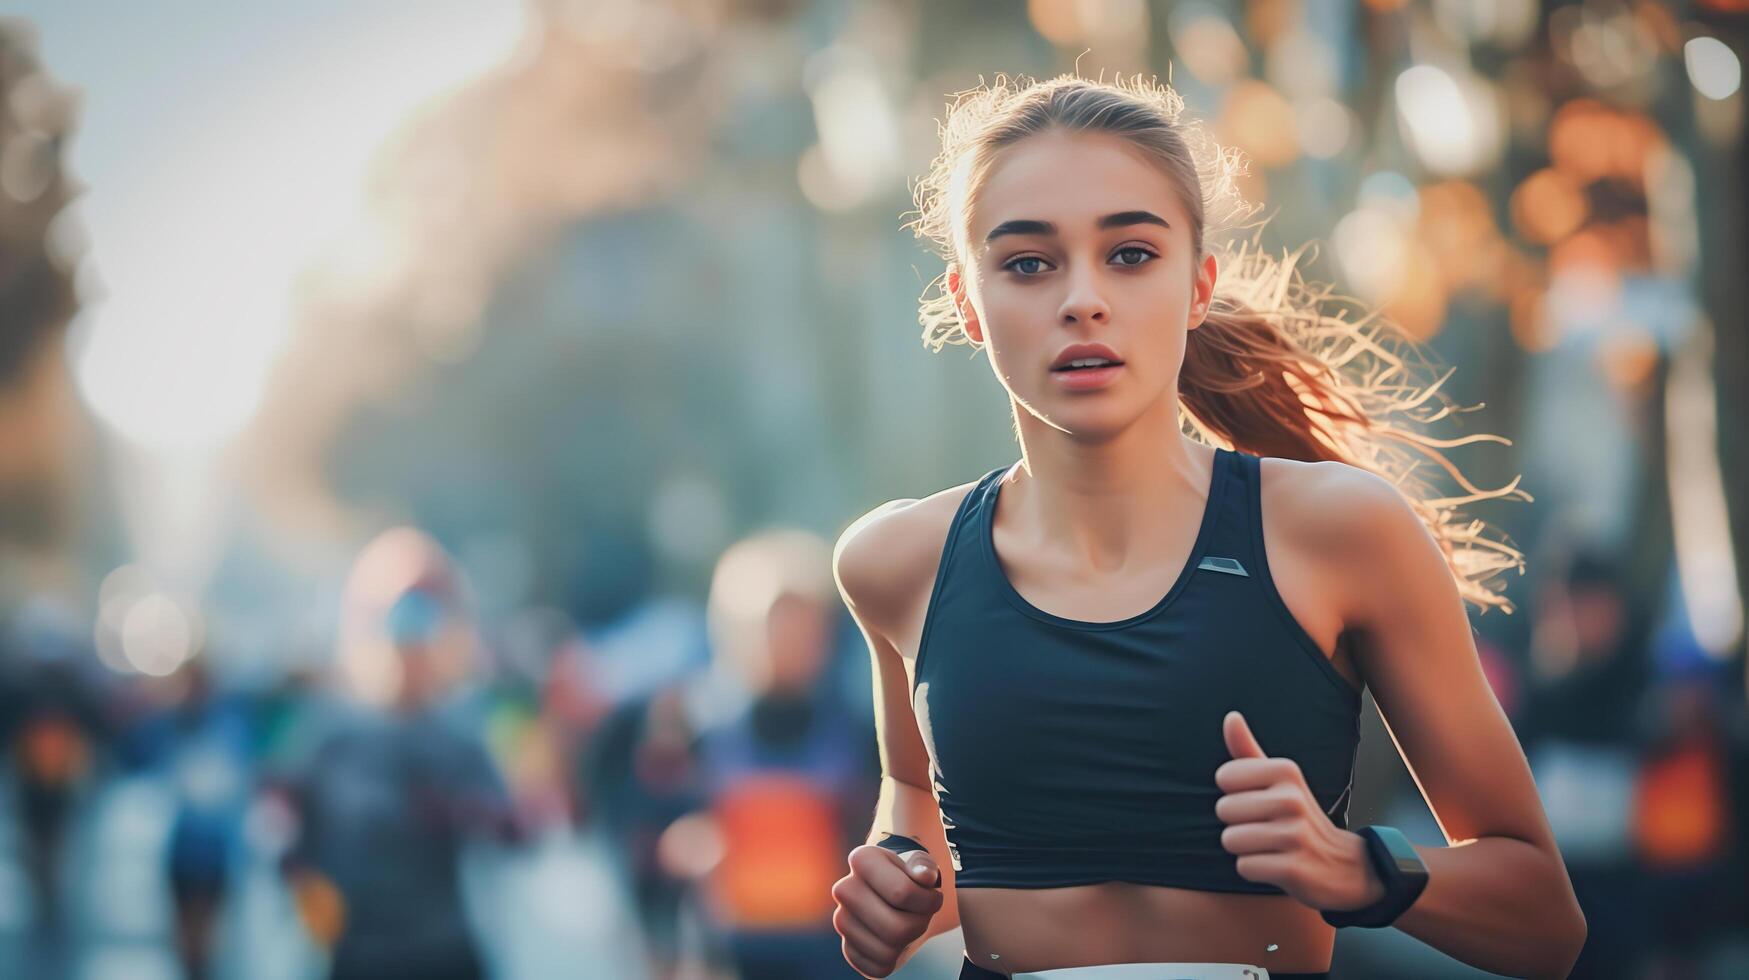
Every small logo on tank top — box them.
[1197,556,1249,577]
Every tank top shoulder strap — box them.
[1190,446,1255,568]
[912,464,1010,688]
[1220,447,1366,707]
[1210,448,1277,577]
[945,463,1009,564]
[933,462,1011,598]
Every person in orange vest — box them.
[667,529,878,979]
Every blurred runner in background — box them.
[118,655,255,980]
[1519,550,1653,979]
[684,529,877,979]
[280,528,523,980]
[0,600,106,976]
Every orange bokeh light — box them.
[1512,168,1589,245]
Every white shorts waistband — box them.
[1013,964,1273,980]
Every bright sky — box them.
[20,1,526,453]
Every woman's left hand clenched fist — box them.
[1214,710,1385,914]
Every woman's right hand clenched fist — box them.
[831,843,944,978]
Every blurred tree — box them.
[0,19,84,550]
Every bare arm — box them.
[1329,467,1586,979]
[864,680,962,953]
[834,500,963,966]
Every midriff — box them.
[955,882,1336,975]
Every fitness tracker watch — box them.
[873,832,928,858]
[1320,825,1429,928]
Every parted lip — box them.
[1050,342,1125,370]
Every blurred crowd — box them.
[1,0,1746,978]
[0,524,893,980]
[1,524,1748,979]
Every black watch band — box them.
[1320,825,1429,929]
[873,833,928,858]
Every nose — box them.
[1057,267,1110,326]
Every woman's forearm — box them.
[868,775,962,961]
[1391,836,1586,979]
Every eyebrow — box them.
[984,210,1172,242]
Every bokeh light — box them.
[1512,168,1590,245]
[1685,36,1743,101]
[1167,3,1248,87]
[1395,64,1506,177]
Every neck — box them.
[1006,395,1213,573]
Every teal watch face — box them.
[1370,825,1429,882]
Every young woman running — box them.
[828,75,1586,980]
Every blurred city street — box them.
[2,1,1747,978]
[0,779,657,980]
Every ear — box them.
[1187,252,1218,332]
[947,265,984,345]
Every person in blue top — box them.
[827,74,1585,980]
[155,658,255,980]
[280,528,521,980]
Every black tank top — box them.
[911,446,1363,892]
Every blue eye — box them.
[1112,246,1155,266]
[1004,256,1050,276]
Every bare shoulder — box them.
[1257,455,1419,546]
[832,477,984,641]
[1258,454,1438,624]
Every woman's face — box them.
[955,129,1216,439]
